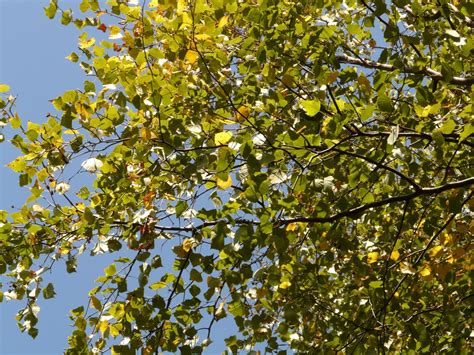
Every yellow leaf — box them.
[108,25,122,39]
[279,281,291,289]
[218,15,229,28]
[182,238,196,252]
[367,252,379,264]
[419,265,431,277]
[185,50,199,64]
[286,223,298,232]
[79,37,95,49]
[429,245,443,258]
[177,0,185,15]
[64,129,79,135]
[235,106,250,121]
[195,33,211,41]
[0,84,11,93]
[216,175,232,190]
[141,127,152,141]
[99,320,109,335]
[109,324,120,337]
[442,233,454,245]
[214,131,232,145]
[390,250,400,261]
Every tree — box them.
[0,0,473,353]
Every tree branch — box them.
[336,53,474,86]
[280,177,474,225]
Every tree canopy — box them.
[1,0,473,353]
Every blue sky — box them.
[0,2,237,354]
[0,1,121,354]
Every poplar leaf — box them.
[419,265,431,277]
[400,262,416,274]
[216,175,232,190]
[104,264,116,276]
[0,84,10,93]
[185,50,199,64]
[390,250,400,261]
[182,238,196,252]
[429,245,443,258]
[218,16,229,28]
[367,252,379,264]
[236,106,250,121]
[300,100,321,117]
[214,131,232,145]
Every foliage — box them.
[1,0,473,353]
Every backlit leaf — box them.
[300,99,321,117]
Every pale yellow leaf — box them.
[400,262,416,274]
[32,204,44,213]
[286,223,298,232]
[279,281,291,289]
[79,37,95,49]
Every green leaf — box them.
[104,264,116,276]
[300,99,321,117]
[377,95,393,112]
[459,123,474,142]
[10,113,21,129]
[439,119,456,134]
[369,281,383,289]
[43,283,56,299]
